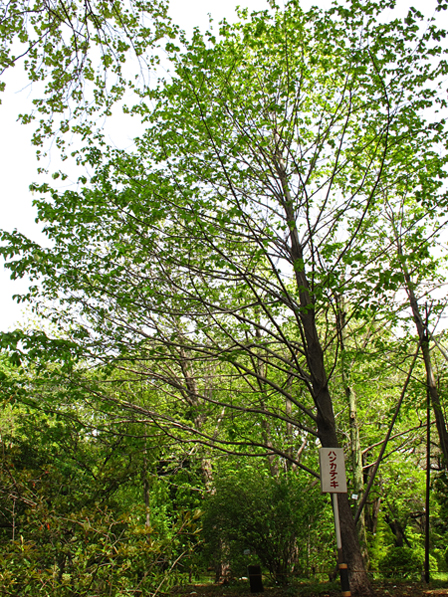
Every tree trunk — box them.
[143,435,151,528]
[294,254,372,593]
[277,159,373,594]
[178,346,215,486]
[385,514,409,548]
[365,495,381,536]
[318,415,373,595]
[336,303,369,560]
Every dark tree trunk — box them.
[143,435,151,528]
[277,154,373,595]
[318,405,373,595]
[407,284,448,466]
[384,515,409,548]
[337,305,369,563]
[294,262,372,594]
[365,496,381,536]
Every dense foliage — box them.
[1,0,448,594]
[0,359,203,594]
[202,469,332,583]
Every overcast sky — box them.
[0,0,440,331]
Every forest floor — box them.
[173,579,448,597]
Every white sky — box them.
[0,0,443,332]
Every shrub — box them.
[202,469,328,584]
[379,546,437,579]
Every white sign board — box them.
[319,448,347,494]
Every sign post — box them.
[319,448,351,597]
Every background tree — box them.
[0,354,203,595]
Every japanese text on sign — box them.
[319,448,347,494]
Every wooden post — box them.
[247,565,263,593]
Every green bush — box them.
[379,546,437,579]
[202,468,329,584]
[0,502,200,596]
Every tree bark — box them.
[336,305,369,562]
[143,433,151,528]
[277,158,373,595]
[318,416,373,595]
[178,346,214,486]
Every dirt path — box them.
[173,580,448,597]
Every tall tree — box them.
[2,0,448,592]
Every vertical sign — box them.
[319,448,347,494]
